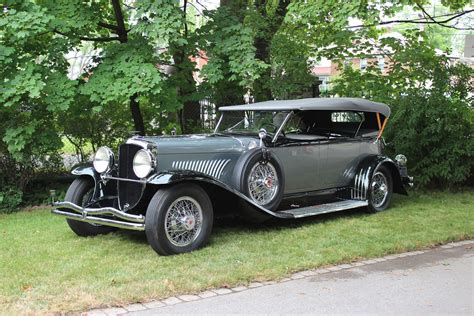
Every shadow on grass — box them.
[89,193,414,249]
[117,205,373,246]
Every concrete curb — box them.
[87,240,474,315]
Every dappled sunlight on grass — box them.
[0,190,473,313]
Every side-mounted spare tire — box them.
[233,148,285,223]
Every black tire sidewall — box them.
[367,165,393,213]
[65,178,116,236]
[145,183,213,256]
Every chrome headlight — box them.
[93,146,114,173]
[133,149,154,178]
[395,154,407,166]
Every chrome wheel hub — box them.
[247,162,279,205]
[371,171,389,208]
[182,215,196,231]
[165,196,203,247]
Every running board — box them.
[279,200,368,218]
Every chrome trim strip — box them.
[126,138,152,149]
[203,160,212,175]
[52,209,145,231]
[272,111,293,143]
[213,114,224,134]
[209,160,219,178]
[215,159,227,178]
[363,167,371,200]
[103,175,146,184]
[197,160,204,173]
[171,159,231,179]
[53,201,145,223]
[280,200,369,218]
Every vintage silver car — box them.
[52,98,412,255]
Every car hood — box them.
[129,134,257,155]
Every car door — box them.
[270,111,325,194]
[272,142,321,194]
[320,137,361,187]
[319,111,364,188]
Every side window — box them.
[331,112,364,123]
[284,114,306,133]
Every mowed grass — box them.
[1,190,473,314]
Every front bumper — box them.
[52,201,145,231]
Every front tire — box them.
[367,165,393,213]
[65,178,116,237]
[145,183,213,256]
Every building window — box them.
[377,56,385,71]
[360,58,367,71]
[318,75,329,92]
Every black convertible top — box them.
[219,97,391,118]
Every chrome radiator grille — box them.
[118,144,144,210]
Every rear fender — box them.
[352,155,407,200]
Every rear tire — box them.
[65,178,116,237]
[367,165,393,213]
[145,183,213,255]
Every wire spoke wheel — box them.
[164,196,203,247]
[371,171,389,208]
[247,162,279,205]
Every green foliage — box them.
[387,95,473,187]
[199,7,269,92]
[80,40,164,106]
[1,0,472,197]
[330,31,474,188]
[0,186,23,213]
[270,31,314,99]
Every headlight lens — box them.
[395,154,407,166]
[93,146,114,173]
[133,149,154,178]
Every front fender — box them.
[71,163,98,179]
[147,171,292,219]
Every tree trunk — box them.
[111,0,146,135]
[252,0,290,102]
[171,0,201,134]
[129,94,146,135]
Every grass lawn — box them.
[1,190,473,314]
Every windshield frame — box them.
[214,110,294,143]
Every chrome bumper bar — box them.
[52,201,145,231]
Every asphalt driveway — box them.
[125,242,473,315]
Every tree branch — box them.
[348,9,473,30]
[110,0,128,43]
[53,30,120,42]
[98,21,118,31]
[416,4,473,30]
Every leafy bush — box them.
[386,95,473,187]
[0,186,23,213]
[330,31,473,188]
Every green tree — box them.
[329,31,473,187]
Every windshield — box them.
[216,110,290,135]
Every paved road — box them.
[129,244,473,315]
